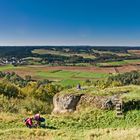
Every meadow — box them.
[37,70,109,86]
[0,65,109,87]
[1,107,140,140]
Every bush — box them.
[0,95,52,114]
[108,71,140,85]
[21,98,51,114]
[0,79,63,114]
[0,82,23,98]
[0,95,20,113]
[94,71,140,89]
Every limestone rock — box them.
[52,94,82,114]
[52,93,119,114]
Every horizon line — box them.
[0,45,140,47]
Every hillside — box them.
[0,47,140,140]
[0,70,140,139]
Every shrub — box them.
[0,82,23,98]
[108,71,140,86]
[94,71,140,89]
[21,98,51,114]
[0,95,20,113]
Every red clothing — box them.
[25,118,33,126]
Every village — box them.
[0,57,26,66]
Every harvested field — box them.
[128,50,140,55]
[116,65,139,73]
[1,65,140,78]
[0,64,140,86]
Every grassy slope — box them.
[1,108,140,140]
[59,85,140,100]
[1,85,140,139]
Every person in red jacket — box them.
[25,118,33,128]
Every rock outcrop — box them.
[52,94,83,114]
[52,93,119,114]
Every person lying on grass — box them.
[25,117,34,128]
[24,114,46,128]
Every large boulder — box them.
[52,94,82,114]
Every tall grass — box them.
[1,109,140,140]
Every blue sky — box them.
[0,0,140,46]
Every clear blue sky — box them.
[0,0,140,46]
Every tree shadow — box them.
[46,125,57,130]
[123,100,140,113]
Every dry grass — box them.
[87,128,140,140]
[128,50,140,55]
[0,113,19,122]
[0,127,140,140]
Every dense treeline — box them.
[0,47,33,58]
[1,46,140,65]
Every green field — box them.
[37,70,109,79]
[0,65,109,87]
[36,70,109,86]
[0,65,27,71]
[97,59,140,67]
[0,65,16,71]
